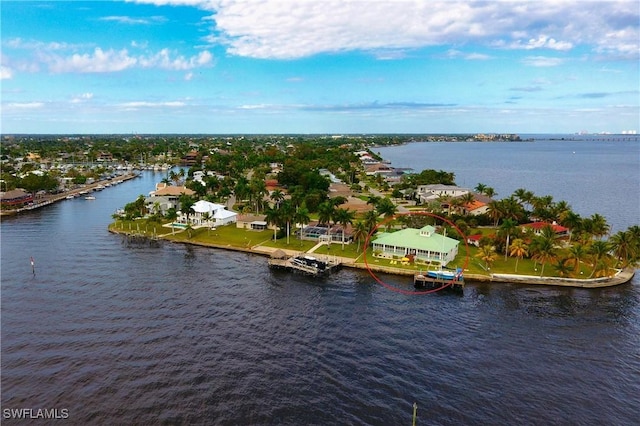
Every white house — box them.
[188,200,237,227]
[416,184,470,204]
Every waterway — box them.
[2,139,639,425]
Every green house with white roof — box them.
[371,225,459,265]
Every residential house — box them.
[371,225,459,265]
[298,222,353,243]
[146,184,195,215]
[188,200,237,227]
[522,222,569,238]
[416,184,470,204]
[236,214,274,231]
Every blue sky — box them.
[2,0,638,134]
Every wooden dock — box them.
[268,253,341,276]
[414,270,464,292]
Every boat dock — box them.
[414,269,464,292]
[268,252,341,276]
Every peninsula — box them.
[2,134,637,288]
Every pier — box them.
[268,251,341,276]
[414,270,464,292]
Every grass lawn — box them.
[110,219,602,279]
[166,224,273,248]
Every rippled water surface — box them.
[2,140,639,425]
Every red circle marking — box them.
[362,212,470,295]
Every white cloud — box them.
[1,65,13,79]
[134,0,638,59]
[445,49,491,60]
[43,48,212,73]
[71,93,94,103]
[99,15,167,25]
[514,36,574,51]
[118,101,186,109]
[521,56,565,67]
[4,102,44,110]
[48,48,138,73]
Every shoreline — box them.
[109,228,636,289]
[0,173,139,217]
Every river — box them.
[1,139,639,425]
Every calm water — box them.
[2,141,640,425]
[376,136,640,232]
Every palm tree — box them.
[474,183,487,194]
[294,205,310,243]
[352,221,369,252]
[509,238,528,272]
[499,218,519,261]
[169,170,181,186]
[483,187,496,198]
[486,200,505,227]
[366,195,381,207]
[530,236,557,277]
[561,211,582,243]
[334,207,355,250]
[567,243,587,275]
[179,194,195,223]
[589,213,610,239]
[460,192,475,213]
[588,240,612,278]
[476,245,498,271]
[185,223,194,239]
[202,212,211,233]
[264,206,280,241]
[363,209,379,235]
[270,189,285,208]
[249,177,267,213]
[376,197,397,231]
[554,258,573,277]
[317,201,336,226]
[280,200,295,245]
[609,230,635,267]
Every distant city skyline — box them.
[1,1,638,135]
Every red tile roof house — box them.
[522,222,569,237]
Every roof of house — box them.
[213,209,237,219]
[237,214,267,223]
[523,222,569,233]
[0,189,31,200]
[372,226,459,253]
[464,199,487,211]
[192,200,226,213]
[417,184,469,192]
[154,185,195,196]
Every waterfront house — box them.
[371,225,459,265]
[189,200,237,227]
[298,222,353,243]
[236,214,274,231]
[522,222,569,237]
[146,184,195,215]
[144,195,175,216]
[415,184,470,203]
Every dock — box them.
[414,269,464,292]
[268,251,341,276]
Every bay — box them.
[374,136,640,232]
[1,141,639,425]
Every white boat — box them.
[84,195,96,200]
